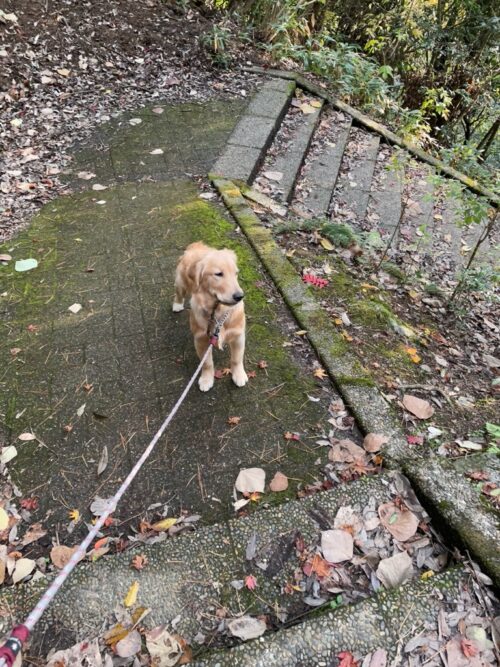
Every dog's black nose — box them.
[233,292,244,302]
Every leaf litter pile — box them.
[0,0,259,240]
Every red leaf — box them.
[20,497,38,511]
[257,360,268,369]
[302,274,329,288]
[406,434,424,445]
[461,638,478,658]
[245,574,257,590]
[93,537,108,550]
[338,651,359,667]
[131,554,148,571]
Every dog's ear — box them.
[191,259,205,291]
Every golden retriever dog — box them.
[173,242,248,392]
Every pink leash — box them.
[0,331,223,665]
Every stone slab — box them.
[271,102,324,202]
[334,133,380,222]
[302,120,352,216]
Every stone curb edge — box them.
[210,176,500,587]
[242,66,499,207]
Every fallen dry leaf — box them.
[363,433,389,453]
[227,416,241,426]
[151,517,177,532]
[235,468,265,494]
[376,551,413,588]
[313,367,328,379]
[228,616,267,641]
[131,554,148,570]
[402,394,435,419]
[12,557,36,584]
[18,432,36,441]
[145,626,184,667]
[124,580,139,607]
[269,471,288,492]
[321,529,354,563]
[378,502,419,542]
[50,545,80,569]
[116,629,142,658]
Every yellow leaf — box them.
[334,318,343,326]
[313,368,328,379]
[360,283,378,290]
[410,353,421,364]
[405,347,418,355]
[124,580,139,608]
[68,509,80,521]
[286,249,296,257]
[0,507,9,531]
[341,332,353,342]
[310,100,322,108]
[420,570,434,581]
[320,237,334,251]
[150,517,177,532]
[105,622,130,647]
[300,102,316,114]
[294,330,307,336]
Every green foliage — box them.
[199,23,233,67]
[321,221,357,247]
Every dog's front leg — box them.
[194,334,215,392]
[230,333,248,387]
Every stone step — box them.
[294,110,352,217]
[195,566,467,666]
[213,78,296,183]
[330,128,380,225]
[258,99,325,202]
[367,148,404,240]
[0,472,450,656]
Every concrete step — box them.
[294,110,352,217]
[330,128,380,225]
[367,147,404,241]
[195,566,468,666]
[257,98,325,202]
[0,472,451,656]
[213,78,296,183]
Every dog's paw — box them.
[172,302,184,313]
[232,368,248,388]
[198,374,214,392]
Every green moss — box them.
[381,262,406,282]
[321,222,358,248]
[350,299,394,328]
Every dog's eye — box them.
[215,271,223,277]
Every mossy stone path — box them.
[1,101,343,534]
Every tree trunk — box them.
[477,116,500,162]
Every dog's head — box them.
[194,248,244,306]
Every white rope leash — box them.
[0,338,219,666]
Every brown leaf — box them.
[402,395,435,419]
[50,545,80,569]
[227,416,241,426]
[269,472,288,492]
[257,359,268,369]
[21,522,47,547]
[284,431,300,441]
[363,433,389,453]
[378,502,419,541]
[131,554,148,570]
[461,638,478,658]
[313,367,328,379]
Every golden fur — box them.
[173,242,248,392]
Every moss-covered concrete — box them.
[1,180,348,533]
